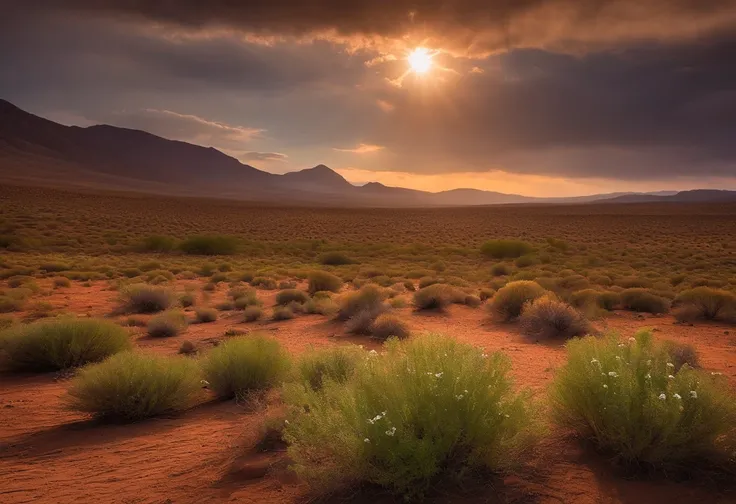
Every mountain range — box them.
[1,99,733,207]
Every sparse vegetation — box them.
[318,251,354,266]
[520,295,590,340]
[283,334,538,499]
[370,313,410,340]
[272,306,295,321]
[412,283,458,311]
[308,271,343,294]
[620,288,670,314]
[243,305,263,322]
[179,235,239,255]
[66,352,201,421]
[119,284,175,314]
[194,307,218,323]
[551,331,736,470]
[275,289,309,306]
[1,318,131,371]
[147,311,188,338]
[294,345,364,390]
[202,335,290,400]
[673,287,736,322]
[481,239,534,259]
[489,281,546,321]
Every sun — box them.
[408,47,433,74]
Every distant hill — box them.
[598,190,736,204]
[0,99,725,207]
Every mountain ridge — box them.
[0,99,731,207]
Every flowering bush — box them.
[283,334,538,499]
[551,330,736,469]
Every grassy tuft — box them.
[673,287,736,322]
[1,318,131,371]
[194,307,218,323]
[370,313,410,340]
[283,334,539,499]
[275,289,310,306]
[179,235,239,255]
[620,289,670,314]
[489,281,546,321]
[66,352,201,421]
[520,295,590,340]
[147,311,188,338]
[551,330,736,470]
[294,345,365,390]
[412,284,457,311]
[119,284,175,314]
[243,305,263,322]
[481,239,534,259]
[202,335,290,400]
[308,271,344,294]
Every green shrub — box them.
[215,300,235,311]
[273,306,295,321]
[202,335,290,400]
[276,289,309,306]
[119,284,175,314]
[345,308,380,335]
[243,305,263,322]
[481,239,534,259]
[318,251,354,266]
[66,352,201,421]
[661,340,700,372]
[0,296,24,313]
[234,294,261,310]
[53,277,71,288]
[598,291,622,311]
[388,297,407,309]
[479,288,495,301]
[489,281,546,321]
[140,235,177,252]
[463,294,482,307]
[570,289,620,311]
[1,318,131,371]
[620,288,670,314]
[294,345,364,390]
[514,255,538,268]
[304,297,338,316]
[337,284,387,321]
[178,340,197,355]
[403,280,415,292]
[179,292,196,308]
[412,284,457,311]
[195,307,218,323]
[308,271,343,294]
[551,331,736,469]
[371,313,410,340]
[251,276,277,290]
[417,276,440,289]
[147,311,188,338]
[283,334,538,498]
[179,235,239,255]
[673,287,736,322]
[520,296,590,340]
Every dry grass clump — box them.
[179,292,196,308]
[119,284,175,314]
[1,317,131,371]
[243,305,263,322]
[481,239,534,259]
[147,311,188,338]
[337,284,387,321]
[370,313,410,340]
[412,284,458,311]
[179,235,239,255]
[53,277,71,288]
[308,271,344,294]
[318,251,354,266]
[520,295,590,340]
[66,352,201,421]
[304,297,338,316]
[489,281,546,321]
[275,289,309,306]
[673,287,736,323]
[194,307,218,323]
[661,340,700,371]
[178,340,198,355]
[620,288,670,314]
[273,306,295,321]
[202,335,290,400]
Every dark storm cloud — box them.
[18,0,736,54]
[1,2,736,182]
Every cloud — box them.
[238,151,289,162]
[376,100,395,113]
[24,1,736,55]
[108,109,264,150]
[333,143,385,154]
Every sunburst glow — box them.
[408,47,433,74]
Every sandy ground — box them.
[2,281,736,504]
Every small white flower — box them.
[591,358,599,365]
[381,411,387,416]
[364,438,370,443]
[435,372,443,378]
[646,360,652,366]
[615,356,622,361]
[481,353,488,359]
[690,390,698,399]
[645,373,651,380]
[200,379,210,386]
[658,393,666,400]
[368,350,378,357]
[628,337,636,343]
[711,372,722,376]
[464,389,468,394]
[608,371,619,378]
[455,394,464,400]
[668,375,675,380]
[504,414,510,418]
[666,362,674,369]
[673,393,682,400]
[385,427,396,436]
[603,384,608,389]
[618,343,625,348]
[284,419,289,425]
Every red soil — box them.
[2,281,736,503]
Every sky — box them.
[2,1,736,197]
